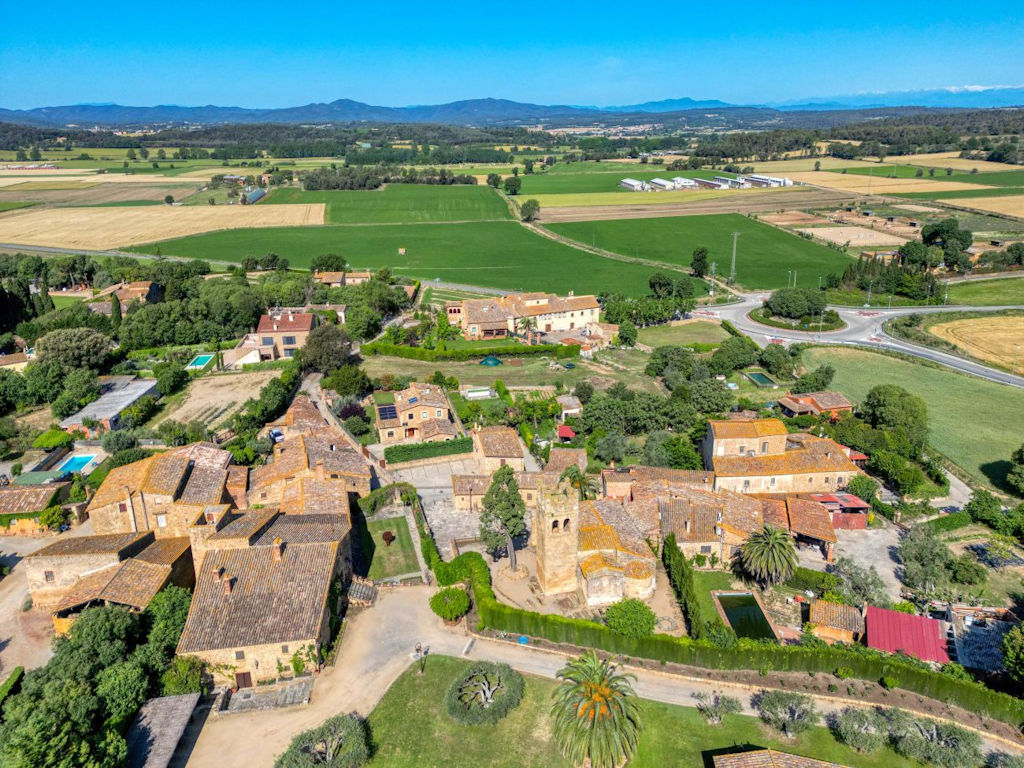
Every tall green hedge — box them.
[414,526,1024,726]
[384,436,473,464]
[356,482,418,516]
[0,666,23,709]
[361,341,579,362]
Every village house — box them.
[776,391,854,419]
[809,599,865,644]
[24,531,154,605]
[555,394,583,422]
[312,270,372,288]
[247,426,372,505]
[703,420,862,495]
[658,485,764,564]
[446,291,601,341]
[87,443,233,537]
[222,310,317,368]
[87,281,161,315]
[600,465,715,542]
[375,382,458,445]
[472,426,526,472]
[176,511,351,688]
[0,483,69,535]
[534,485,656,605]
[265,394,328,439]
[0,350,30,373]
[59,377,159,437]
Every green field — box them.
[840,165,950,179]
[0,201,36,213]
[268,184,511,223]
[364,655,920,768]
[130,220,681,296]
[636,320,730,347]
[357,517,420,581]
[947,277,1024,306]
[548,214,855,290]
[802,347,1024,491]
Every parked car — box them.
[269,429,284,444]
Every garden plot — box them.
[157,369,281,427]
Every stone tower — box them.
[535,481,580,596]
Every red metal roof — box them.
[865,605,949,663]
[557,425,576,438]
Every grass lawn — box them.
[372,391,396,405]
[637,320,730,347]
[364,655,920,768]
[692,570,737,624]
[441,337,532,351]
[823,287,924,307]
[50,295,82,308]
[128,220,664,296]
[802,347,1024,491]
[547,214,854,291]
[946,277,1024,306]
[357,516,419,581]
[269,184,511,224]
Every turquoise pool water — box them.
[746,371,776,388]
[716,592,776,640]
[58,454,95,473]
[186,353,214,369]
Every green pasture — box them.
[636,321,730,347]
[269,184,511,223]
[0,201,36,213]
[548,213,855,290]
[129,220,675,296]
[802,347,1024,492]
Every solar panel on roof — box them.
[408,396,418,404]
[378,405,398,419]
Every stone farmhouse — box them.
[809,599,865,644]
[87,280,161,315]
[176,510,351,688]
[445,291,601,341]
[313,269,372,288]
[375,382,458,445]
[776,391,854,419]
[472,426,526,472]
[451,447,586,512]
[702,419,862,494]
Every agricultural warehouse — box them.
[59,377,159,437]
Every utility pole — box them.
[729,231,738,285]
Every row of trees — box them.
[301,164,477,190]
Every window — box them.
[235,650,245,660]
[156,514,167,528]
[422,411,428,419]
[261,336,273,346]
[808,477,813,484]
[386,431,394,438]
[700,545,712,554]
[838,476,845,485]
[769,477,776,487]
[44,570,55,583]
[825,476,831,485]
[761,441,769,454]
[281,645,289,654]
[284,348,296,357]
[261,492,268,500]
[283,335,297,346]
[551,520,559,531]
[738,445,746,454]
[563,518,571,531]
[743,479,751,490]
[118,502,128,513]
[436,409,443,418]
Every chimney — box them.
[212,566,223,582]
[272,537,284,562]
[273,323,278,331]
[223,575,233,595]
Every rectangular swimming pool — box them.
[58,454,96,474]
[713,591,778,641]
[746,371,777,388]
[185,353,214,370]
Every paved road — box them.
[179,587,1023,768]
[709,293,1024,388]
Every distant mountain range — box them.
[1,86,1021,127]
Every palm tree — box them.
[738,525,797,588]
[551,651,641,768]
[560,465,598,501]
[517,316,537,338]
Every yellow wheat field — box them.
[943,195,1024,219]
[929,315,1024,368]
[887,152,1024,173]
[786,171,992,195]
[0,204,325,250]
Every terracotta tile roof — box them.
[623,560,654,580]
[805,391,853,411]
[257,312,314,334]
[0,352,28,367]
[580,500,651,560]
[659,498,719,542]
[810,600,864,634]
[760,498,790,528]
[451,475,490,496]
[712,437,860,478]
[785,498,836,543]
[713,750,849,768]
[29,531,151,558]
[208,509,280,545]
[252,513,351,546]
[459,292,599,325]
[273,396,326,431]
[177,541,338,653]
[55,559,170,614]
[544,448,587,476]
[166,442,232,469]
[135,537,191,565]
[394,383,450,413]
[142,453,192,496]
[250,430,370,489]
[601,466,715,487]
[579,552,621,576]
[556,395,582,411]
[660,486,764,542]
[178,466,228,506]
[420,419,458,439]
[0,484,62,515]
[476,426,523,458]
[278,476,352,517]
[709,418,788,439]
[89,460,150,510]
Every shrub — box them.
[754,690,818,736]
[925,512,971,533]
[32,428,73,451]
[881,675,900,690]
[832,706,885,753]
[356,482,418,517]
[100,429,138,454]
[430,587,470,622]
[785,566,840,595]
[443,662,524,725]
[38,506,70,531]
[161,656,205,695]
[275,714,368,768]
[835,667,854,679]
[384,436,472,464]
[692,691,741,724]
[0,666,24,708]
[605,599,657,639]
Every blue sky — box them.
[1,0,1022,109]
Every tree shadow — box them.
[980,460,1013,494]
[702,744,766,768]
[351,511,375,579]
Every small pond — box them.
[745,371,777,388]
[714,591,777,641]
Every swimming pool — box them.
[712,591,778,641]
[745,371,777,388]
[58,454,96,474]
[185,353,215,370]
